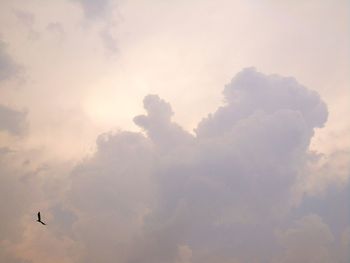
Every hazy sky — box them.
[0,1,349,262]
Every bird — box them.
[36,212,46,225]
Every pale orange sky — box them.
[0,1,349,263]
[0,0,349,160]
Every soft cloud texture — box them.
[45,68,347,263]
[196,68,327,137]
[0,0,348,262]
[72,0,118,53]
[12,8,39,40]
[0,40,26,136]
[0,149,40,263]
[276,214,335,263]
[73,0,112,19]
[0,105,27,135]
[0,39,20,82]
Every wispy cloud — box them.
[0,40,21,82]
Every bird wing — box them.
[37,212,41,221]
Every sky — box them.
[0,0,349,262]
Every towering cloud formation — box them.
[1,68,347,263]
[58,68,348,263]
[196,68,327,137]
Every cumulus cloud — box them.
[1,68,347,263]
[196,67,327,138]
[49,68,348,263]
[134,94,194,149]
[66,131,154,263]
[301,150,350,195]
[276,214,335,263]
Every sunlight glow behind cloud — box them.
[0,0,349,262]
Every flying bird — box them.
[36,212,46,225]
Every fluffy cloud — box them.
[301,150,350,195]
[196,67,327,138]
[66,131,154,263]
[1,68,347,262]
[54,68,348,263]
[276,214,335,263]
[133,94,194,149]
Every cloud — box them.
[276,214,335,263]
[0,40,27,136]
[0,105,27,135]
[72,0,111,20]
[12,9,40,40]
[46,22,65,40]
[70,0,119,53]
[340,227,350,262]
[0,68,346,262]
[0,149,41,263]
[0,39,30,261]
[196,67,327,138]
[133,94,194,149]
[0,146,81,263]
[99,27,118,53]
[0,40,20,82]
[301,150,350,195]
[13,9,35,27]
[52,68,349,263]
[67,131,154,263]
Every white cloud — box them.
[53,68,348,263]
[0,67,342,263]
[134,94,194,150]
[196,67,327,138]
[0,0,348,261]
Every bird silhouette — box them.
[36,212,46,225]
